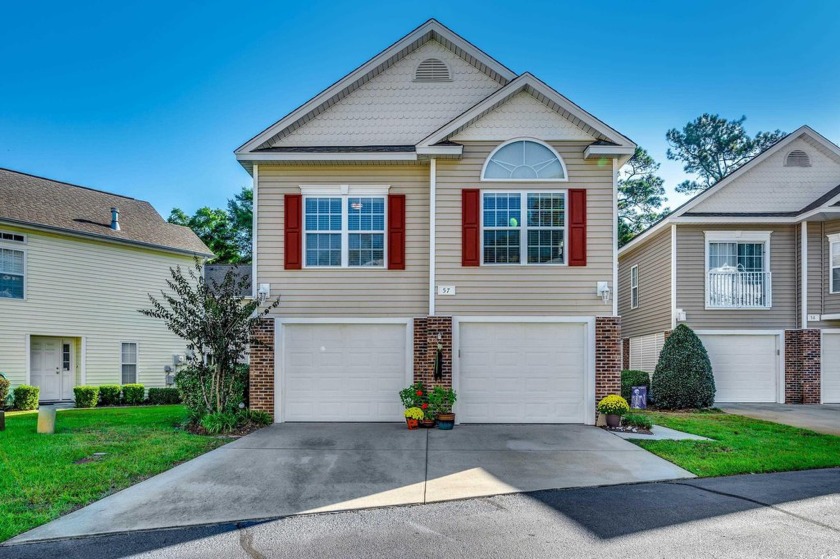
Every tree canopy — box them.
[618,147,669,247]
[666,114,786,194]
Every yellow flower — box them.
[597,395,630,416]
[404,407,424,420]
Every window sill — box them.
[704,306,772,311]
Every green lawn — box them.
[633,410,840,477]
[0,405,226,542]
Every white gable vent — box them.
[414,58,451,82]
[785,150,811,167]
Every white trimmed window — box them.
[482,139,567,181]
[829,233,840,294]
[302,186,387,268]
[704,231,772,309]
[482,191,566,265]
[121,342,137,384]
[630,265,639,309]
[0,237,25,299]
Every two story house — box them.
[0,168,211,401]
[237,20,636,424]
[619,126,840,405]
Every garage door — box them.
[458,321,588,423]
[823,332,840,403]
[698,333,779,403]
[281,322,408,422]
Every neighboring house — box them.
[0,168,212,402]
[618,126,840,405]
[236,20,636,424]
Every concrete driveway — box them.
[719,403,840,436]
[10,423,693,543]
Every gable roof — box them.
[619,125,840,255]
[418,73,636,155]
[235,19,515,156]
[0,168,213,257]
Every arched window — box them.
[482,139,567,181]
[785,150,811,167]
[414,58,450,82]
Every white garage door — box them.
[698,333,779,403]
[281,322,408,422]
[458,321,588,423]
[822,332,840,404]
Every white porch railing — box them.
[707,271,772,308]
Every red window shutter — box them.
[462,189,480,266]
[284,194,302,270]
[568,189,587,266]
[387,194,406,270]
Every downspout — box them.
[252,164,259,303]
[612,158,618,316]
[670,224,677,330]
[429,158,437,316]
[801,221,808,328]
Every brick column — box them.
[621,338,630,370]
[413,316,452,389]
[595,317,622,403]
[785,330,803,404]
[785,329,821,404]
[249,318,275,418]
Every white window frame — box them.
[828,233,840,294]
[630,265,639,309]
[704,231,772,310]
[0,232,27,301]
[481,138,569,183]
[300,185,390,269]
[120,341,138,385]
[480,190,568,266]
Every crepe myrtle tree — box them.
[140,260,279,416]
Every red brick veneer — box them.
[249,318,275,418]
[785,329,821,404]
[596,317,622,403]
[413,316,453,389]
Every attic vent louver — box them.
[414,58,451,82]
[785,150,811,167]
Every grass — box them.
[632,409,840,477]
[0,405,226,543]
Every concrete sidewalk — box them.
[9,423,693,543]
[720,403,840,436]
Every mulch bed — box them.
[182,419,268,438]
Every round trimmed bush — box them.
[621,370,651,402]
[147,387,181,405]
[73,386,100,408]
[0,375,10,407]
[122,384,145,405]
[13,385,40,410]
[99,385,122,406]
[652,324,716,409]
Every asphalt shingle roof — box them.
[0,168,212,256]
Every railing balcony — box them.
[707,271,772,309]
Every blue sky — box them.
[2,1,839,216]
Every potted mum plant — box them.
[597,395,630,428]
[428,386,457,430]
[404,407,423,430]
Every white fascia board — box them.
[236,152,418,162]
[416,145,463,156]
[235,19,516,154]
[584,145,636,158]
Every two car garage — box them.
[274,318,595,424]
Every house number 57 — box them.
[437,286,456,296]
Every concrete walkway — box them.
[719,403,840,436]
[10,423,693,543]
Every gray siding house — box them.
[618,126,840,405]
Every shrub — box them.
[13,385,39,410]
[621,370,651,402]
[428,386,457,415]
[652,324,716,409]
[399,382,426,409]
[200,411,239,434]
[122,384,146,405]
[0,374,10,408]
[176,365,248,419]
[73,386,100,408]
[597,395,629,416]
[99,385,122,406]
[148,387,181,405]
[245,409,272,425]
[622,413,652,430]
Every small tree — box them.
[652,324,716,409]
[140,261,279,418]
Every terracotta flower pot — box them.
[406,418,419,430]
[436,413,455,430]
[606,414,621,428]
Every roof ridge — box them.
[0,167,137,201]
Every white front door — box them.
[30,337,75,401]
[698,333,780,403]
[822,332,840,404]
[457,321,589,423]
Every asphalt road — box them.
[3,469,839,559]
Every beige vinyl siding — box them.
[256,164,429,317]
[806,220,840,326]
[434,142,615,316]
[675,224,798,330]
[0,224,193,389]
[619,228,671,338]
